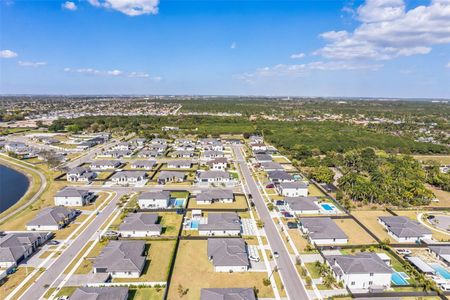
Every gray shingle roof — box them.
[299,217,348,240]
[138,191,171,201]
[325,253,393,275]
[197,171,230,180]
[429,245,450,256]
[199,212,240,231]
[93,240,146,274]
[158,171,185,180]
[131,160,156,168]
[69,287,128,300]
[207,238,249,267]
[255,154,272,162]
[379,216,431,238]
[119,213,162,233]
[27,206,75,227]
[167,160,192,168]
[285,197,320,211]
[111,171,147,180]
[197,189,234,202]
[56,187,90,198]
[267,171,294,181]
[260,161,284,170]
[91,160,121,168]
[279,182,308,189]
[0,232,50,264]
[200,288,256,300]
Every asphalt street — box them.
[232,145,310,300]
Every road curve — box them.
[232,145,310,300]
[0,155,48,224]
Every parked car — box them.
[47,240,59,245]
[266,183,274,189]
[281,211,294,218]
[287,222,298,229]
[249,255,260,262]
[275,200,285,206]
[396,248,412,255]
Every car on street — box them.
[275,200,285,206]
[287,222,298,229]
[281,211,294,218]
[249,255,260,262]
[273,251,279,258]
[396,248,412,255]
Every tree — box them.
[177,284,189,298]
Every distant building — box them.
[138,191,171,209]
[206,158,228,170]
[196,189,234,205]
[378,216,432,242]
[110,171,147,184]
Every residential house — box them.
[93,240,146,278]
[157,171,186,184]
[196,189,234,205]
[110,171,147,184]
[70,287,128,300]
[267,171,294,183]
[171,150,195,158]
[91,160,121,170]
[206,158,228,170]
[66,166,96,182]
[150,138,168,145]
[0,232,52,268]
[54,187,95,206]
[250,143,267,153]
[118,213,162,237]
[103,150,132,158]
[138,191,171,209]
[113,142,132,151]
[196,171,232,184]
[260,161,284,171]
[325,253,393,290]
[277,182,308,197]
[254,154,272,163]
[285,197,321,215]
[207,238,249,272]
[203,150,224,160]
[27,206,77,231]
[129,138,146,147]
[167,160,193,169]
[200,288,255,300]
[4,142,28,154]
[299,217,348,245]
[199,212,241,236]
[148,144,167,153]
[249,135,263,144]
[130,160,156,170]
[202,141,224,152]
[378,216,432,242]
[429,246,450,266]
[138,149,160,158]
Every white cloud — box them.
[62,1,77,10]
[447,61,450,68]
[230,42,236,49]
[128,71,149,78]
[18,61,47,67]
[290,53,305,59]
[64,67,159,79]
[0,49,18,58]
[107,69,122,76]
[87,0,159,16]
[237,61,382,82]
[315,0,450,60]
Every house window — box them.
[351,281,355,285]
[370,273,374,276]
[369,281,373,285]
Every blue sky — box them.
[1,0,449,98]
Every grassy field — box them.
[160,212,183,236]
[74,240,107,274]
[128,288,165,300]
[1,267,43,300]
[427,185,450,207]
[114,240,176,282]
[413,155,450,164]
[288,229,311,253]
[188,195,248,210]
[334,218,378,245]
[351,210,396,243]
[167,240,275,299]
[308,184,326,197]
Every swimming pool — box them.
[321,203,334,211]
[190,220,200,229]
[391,272,409,285]
[173,198,185,207]
[431,264,450,279]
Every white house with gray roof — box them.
[118,213,162,237]
[199,212,241,236]
[93,240,146,278]
[378,216,432,242]
[130,160,156,170]
[27,206,77,231]
[167,160,193,169]
[206,158,228,170]
[267,171,294,183]
[429,246,450,266]
[325,253,393,290]
[196,189,234,205]
[260,161,284,171]
[202,150,224,160]
[285,197,321,215]
[138,149,160,158]
[171,150,195,158]
[277,181,308,197]
[66,166,96,182]
[207,238,249,272]
[91,160,122,170]
[70,287,128,300]
[54,187,95,206]
[196,170,232,185]
[200,288,255,300]
[299,217,348,245]
[0,232,51,268]
[111,171,147,184]
[138,191,171,209]
[157,171,186,184]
